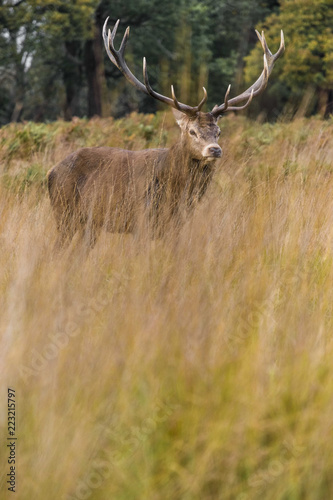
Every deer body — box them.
[48,112,220,243]
[48,16,284,246]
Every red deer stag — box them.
[48,17,284,247]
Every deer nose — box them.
[208,146,222,157]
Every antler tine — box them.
[227,88,254,112]
[211,29,285,117]
[255,29,270,57]
[111,18,119,41]
[119,26,130,56]
[142,56,150,90]
[262,52,269,88]
[103,17,117,67]
[170,85,182,111]
[224,84,231,111]
[197,87,208,111]
[212,84,231,114]
[276,29,285,59]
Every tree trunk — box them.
[11,101,23,122]
[84,12,108,118]
[318,88,330,118]
[11,60,25,122]
[63,41,81,121]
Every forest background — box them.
[1,0,333,125]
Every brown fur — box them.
[47,111,222,246]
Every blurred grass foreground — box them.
[1,112,333,499]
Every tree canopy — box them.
[0,0,331,124]
[245,0,333,117]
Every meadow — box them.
[1,111,333,499]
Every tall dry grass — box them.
[1,113,333,499]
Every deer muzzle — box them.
[202,143,222,159]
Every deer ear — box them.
[172,108,187,127]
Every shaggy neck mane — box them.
[154,140,216,209]
[167,140,216,172]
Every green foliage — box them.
[30,0,96,40]
[245,0,333,116]
[0,122,57,159]
[3,162,47,194]
[0,0,332,122]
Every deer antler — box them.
[102,17,207,117]
[211,30,285,117]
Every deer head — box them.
[171,110,221,160]
[102,17,285,161]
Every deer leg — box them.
[77,220,100,250]
[50,203,79,249]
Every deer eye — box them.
[189,129,197,137]
[217,130,221,137]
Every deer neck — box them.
[167,140,216,173]
[158,140,216,205]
